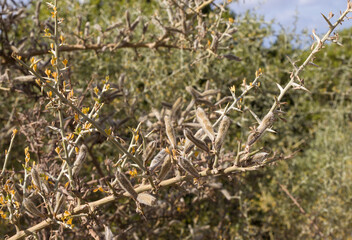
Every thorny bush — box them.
[1,0,352,239]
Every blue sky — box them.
[229,0,352,45]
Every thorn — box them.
[286,55,298,70]
[247,108,262,124]
[274,109,286,114]
[266,128,277,134]
[321,13,333,28]
[279,117,287,123]
[229,106,242,112]
[312,29,321,44]
[292,82,311,93]
[276,83,284,93]
[308,62,319,67]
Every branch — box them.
[12,56,145,171]
[17,42,192,59]
[279,183,324,238]
[8,161,274,240]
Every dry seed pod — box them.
[116,169,138,199]
[41,178,51,194]
[246,112,277,148]
[184,98,196,113]
[246,131,262,148]
[186,86,202,99]
[171,97,183,120]
[143,141,157,164]
[214,116,231,153]
[161,101,172,108]
[239,152,269,167]
[251,152,269,164]
[54,192,66,215]
[164,116,177,149]
[130,16,140,31]
[12,183,23,203]
[136,193,157,206]
[201,89,221,97]
[105,225,113,240]
[184,128,204,154]
[157,155,172,180]
[257,112,276,133]
[196,107,215,141]
[31,166,42,191]
[215,96,233,106]
[149,149,168,173]
[195,98,214,107]
[178,157,200,178]
[23,198,45,218]
[184,128,209,153]
[72,144,88,176]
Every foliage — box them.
[0,0,352,239]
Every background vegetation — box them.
[1,0,351,239]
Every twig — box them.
[279,183,324,238]
[8,161,273,240]
[269,7,351,114]
[0,129,17,176]
[12,56,145,171]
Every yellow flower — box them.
[62,59,68,67]
[93,186,105,193]
[94,87,99,95]
[255,68,263,78]
[82,107,90,114]
[129,168,138,177]
[44,28,51,37]
[12,129,18,135]
[45,69,51,77]
[104,128,112,136]
[60,35,65,44]
[55,147,61,155]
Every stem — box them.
[7,160,273,240]
[13,57,145,171]
[1,130,17,176]
[269,7,351,113]
[52,0,75,189]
